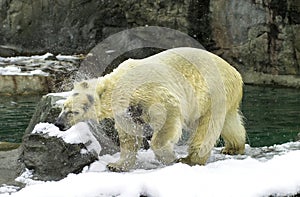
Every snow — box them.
[0,66,21,74]
[47,91,72,106]
[0,53,53,62]
[0,53,81,76]
[0,66,49,76]
[47,91,72,98]
[0,122,299,196]
[32,122,101,156]
[56,54,82,61]
[0,53,81,63]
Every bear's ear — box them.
[96,77,110,98]
[96,84,106,98]
[80,81,89,89]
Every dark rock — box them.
[20,132,97,181]
[210,0,299,78]
[0,1,298,84]
[0,0,299,87]
[0,45,21,57]
[0,0,127,55]
[0,148,23,186]
[24,93,66,136]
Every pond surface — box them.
[0,95,41,143]
[242,85,299,147]
[0,85,299,147]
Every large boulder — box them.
[20,123,101,181]
[0,147,23,186]
[21,132,97,181]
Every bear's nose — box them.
[54,120,67,131]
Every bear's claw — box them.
[221,147,244,155]
[107,161,133,172]
[176,157,191,165]
[107,163,125,172]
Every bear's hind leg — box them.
[178,113,212,165]
[150,112,182,165]
[107,126,142,172]
[221,110,246,155]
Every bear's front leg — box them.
[107,130,142,172]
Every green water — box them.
[242,85,299,147]
[0,86,299,146]
[0,95,41,143]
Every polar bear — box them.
[55,47,246,172]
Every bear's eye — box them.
[73,111,80,115]
[65,111,79,117]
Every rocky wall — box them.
[0,0,299,86]
[0,75,51,95]
[210,0,300,77]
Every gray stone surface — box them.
[0,148,23,186]
[24,94,66,136]
[210,0,300,78]
[0,0,299,87]
[20,133,98,181]
[0,75,51,95]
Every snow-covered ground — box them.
[0,123,299,197]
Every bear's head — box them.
[54,81,98,131]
